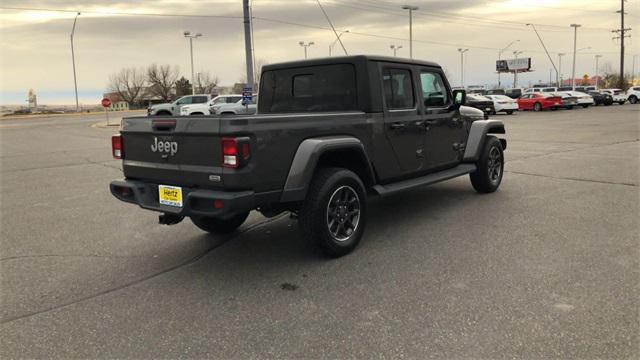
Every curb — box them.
[91,121,121,129]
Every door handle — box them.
[390,122,405,129]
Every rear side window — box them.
[383,68,415,109]
[193,96,208,104]
[227,96,242,103]
[259,64,357,113]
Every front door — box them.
[418,69,467,170]
[382,66,426,176]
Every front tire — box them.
[506,110,514,115]
[299,168,367,258]
[582,104,589,108]
[191,212,249,234]
[618,101,626,105]
[470,136,504,194]
[629,95,638,104]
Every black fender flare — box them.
[462,120,506,162]
[280,136,375,202]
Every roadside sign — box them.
[101,98,112,108]
[242,86,252,105]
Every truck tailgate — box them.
[120,116,223,188]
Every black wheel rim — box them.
[487,146,502,184]
[326,186,361,242]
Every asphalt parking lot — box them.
[1,106,638,358]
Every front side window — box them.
[383,68,415,109]
[419,71,449,107]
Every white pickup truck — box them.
[179,94,243,115]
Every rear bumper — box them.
[110,179,256,217]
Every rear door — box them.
[418,69,466,170]
[381,66,425,175]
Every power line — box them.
[0,5,620,56]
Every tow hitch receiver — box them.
[159,213,184,225]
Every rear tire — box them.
[582,104,589,108]
[506,110,514,115]
[629,95,638,104]
[470,136,504,194]
[191,212,249,234]
[156,111,171,116]
[299,168,367,258]
[533,102,542,112]
[618,101,626,105]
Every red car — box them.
[517,93,563,111]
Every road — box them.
[1,106,638,358]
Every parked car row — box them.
[147,94,257,116]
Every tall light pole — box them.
[390,44,403,57]
[401,5,419,59]
[329,30,349,56]
[513,50,523,88]
[594,55,602,89]
[570,23,581,90]
[299,41,315,59]
[458,48,469,88]
[243,0,255,91]
[70,12,80,112]
[632,54,638,85]
[498,40,519,88]
[184,31,202,95]
[558,53,566,86]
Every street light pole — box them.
[329,30,349,56]
[558,53,566,86]
[570,24,581,90]
[390,44,403,57]
[299,41,315,59]
[498,40,519,88]
[401,5,419,59]
[595,55,602,89]
[184,31,203,95]
[458,48,469,88]
[513,50,523,88]
[70,12,80,112]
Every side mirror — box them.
[452,89,466,108]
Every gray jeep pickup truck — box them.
[111,55,506,257]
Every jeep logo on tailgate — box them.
[151,137,178,156]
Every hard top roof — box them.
[261,55,441,72]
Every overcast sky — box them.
[0,0,637,105]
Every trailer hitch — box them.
[159,213,184,225]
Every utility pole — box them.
[401,5,419,59]
[513,50,523,88]
[613,0,631,89]
[243,0,255,91]
[299,41,315,59]
[458,48,469,87]
[390,44,403,57]
[184,31,203,95]
[595,55,603,89]
[498,40,519,89]
[70,12,80,112]
[570,24,581,90]
[558,53,566,86]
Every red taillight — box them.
[222,138,238,168]
[213,199,224,209]
[112,134,123,159]
[222,137,250,168]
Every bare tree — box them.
[146,64,179,101]
[108,67,146,108]
[194,72,219,94]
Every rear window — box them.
[258,64,357,113]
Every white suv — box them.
[625,87,640,104]
[180,95,243,116]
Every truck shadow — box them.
[187,180,480,275]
